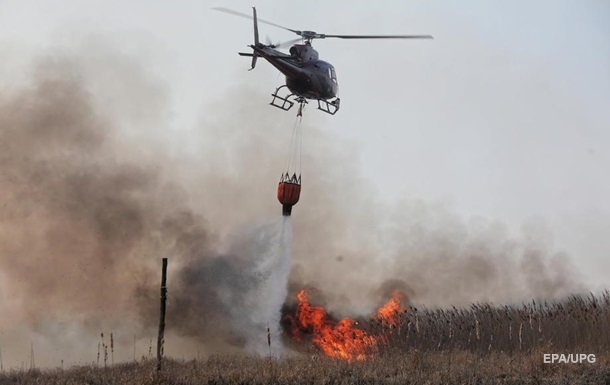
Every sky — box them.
[0,0,608,285]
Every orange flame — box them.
[375,290,407,327]
[287,289,407,361]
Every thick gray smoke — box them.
[0,46,585,367]
[164,217,293,356]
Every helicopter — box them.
[213,7,433,115]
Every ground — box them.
[2,352,609,385]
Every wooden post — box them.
[156,258,168,371]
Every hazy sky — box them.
[0,0,608,286]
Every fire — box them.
[375,290,407,327]
[286,289,408,361]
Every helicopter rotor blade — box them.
[212,8,433,42]
[322,34,433,39]
[211,7,302,36]
[274,37,303,48]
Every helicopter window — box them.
[328,67,337,83]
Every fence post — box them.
[157,258,168,371]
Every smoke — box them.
[0,50,211,365]
[0,45,301,365]
[0,43,586,366]
[168,217,293,356]
[287,197,585,316]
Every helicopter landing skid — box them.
[270,85,295,111]
[317,98,340,115]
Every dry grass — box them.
[367,291,610,355]
[2,292,609,384]
[2,352,609,385]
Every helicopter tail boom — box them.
[239,52,294,59]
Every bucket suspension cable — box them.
[278,113,304,216]
[284,114,303,181]
[297,113,303,178]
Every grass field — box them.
[2,352,609,385]
[2,292,609,384]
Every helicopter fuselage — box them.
[250,43,338,101]
[216,5,431,115]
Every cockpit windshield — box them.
[328,66,337,84]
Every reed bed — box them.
[2,292,609,384]
[367,291,610,355]
[2,352,609,385]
